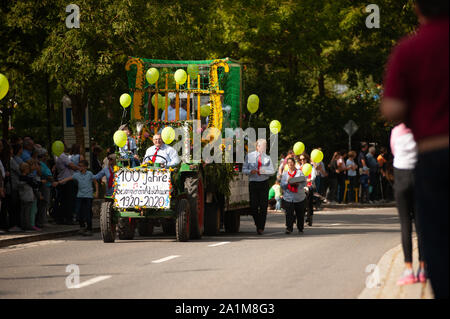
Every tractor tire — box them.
[161,219,176,235]
[185,173,204,239]
[137,219,154,236]
[224,211,240,233]
[204,202,221,236]
[117,218,136,240]
[100,201,116,243]
[176,198,190,242]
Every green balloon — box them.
[201,104,211,117]
[0,73,9,100]
[120,93,132,108]
[146,68,159,84]
[187,65,199,79]
[161,126,175,144]
[269,120,281,134]
[247,101,258,114]
[52,141,64,157]
[293,142,305,155]
[152,94,166,110]
[113,130,127,148]
[174,69,187,85]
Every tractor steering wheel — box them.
[143,154,168,167]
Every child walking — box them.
[54,160,97,236]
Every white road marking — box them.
[70,275,111,289]
[151,255,180,263]
[208,241,231,247]
[329,223,343,226]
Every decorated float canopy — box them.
[125,57,243,132]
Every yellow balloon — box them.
[269,120,281,134]
[311,149,324,163]
[113,130,127,148]
[302,163,312,176]
[161,126,175,144]
[120,93,132,108]
[0,73,9,100]
[247,101,258,114]
[152,93,165,110]
[174,69,187,85]
[293,142,305,155]
[200,104,211,117]
[146,68,159,84]
[51,141,64,156]
[248,94,259,105]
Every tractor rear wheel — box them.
[100,201,116,243]
[176,199,190,242]
[117,218,136,240]
[137,219,154,236]
[185,172,204,239]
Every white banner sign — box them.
[114,169,171,209]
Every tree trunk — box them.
[46,76,52,152]
[69,91,87,158]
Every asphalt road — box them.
[0,207,400,299]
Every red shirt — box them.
[383,18,449,142]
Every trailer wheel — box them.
[185,172,204,239]
[117,218,136,240]
[204,202,221,236]
[176,199,190,242]
[137,219,154,236]
[100,201,116,243]
[224,211,240,233]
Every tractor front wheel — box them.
[176,199,190,242]
[100,201,116,243]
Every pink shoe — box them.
[32,226,42,231]
[396,271,416,286]
[416,268,427,283]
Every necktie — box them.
[151,147,160,163]
[287,170,298,193]
[257,154,262,175]
[108,166,114,188]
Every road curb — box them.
[358,238,434,299]
[0,227,100,248]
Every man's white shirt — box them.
[144,144,180,167]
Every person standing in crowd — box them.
[327,151,339,204]
[299,154,315,226]
[55,142,79,224]
[119,125,140,167]
[381,0,448,298]
[313,147,328,197]
[93,153,117,197]
[346,151,358,203]
[91,145,103,175]
[18,163,40,231]
[8,143,23,231]
[55,160,97,236]
[69,144,83,166]
[377,147,389,201]
[161,98,187,121]
[280,157,307,234]
[366,146,379,202]
[20,137,34,162]
[36,149,53,228]
[269,179,282,212]
[336,151,347,203]
[390,123,426,286]
[243,138,275,235]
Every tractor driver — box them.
[143,133,180,168]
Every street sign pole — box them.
[343,120,358,152]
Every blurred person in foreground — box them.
[381,0,448,298]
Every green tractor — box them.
[100,57,247,243]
